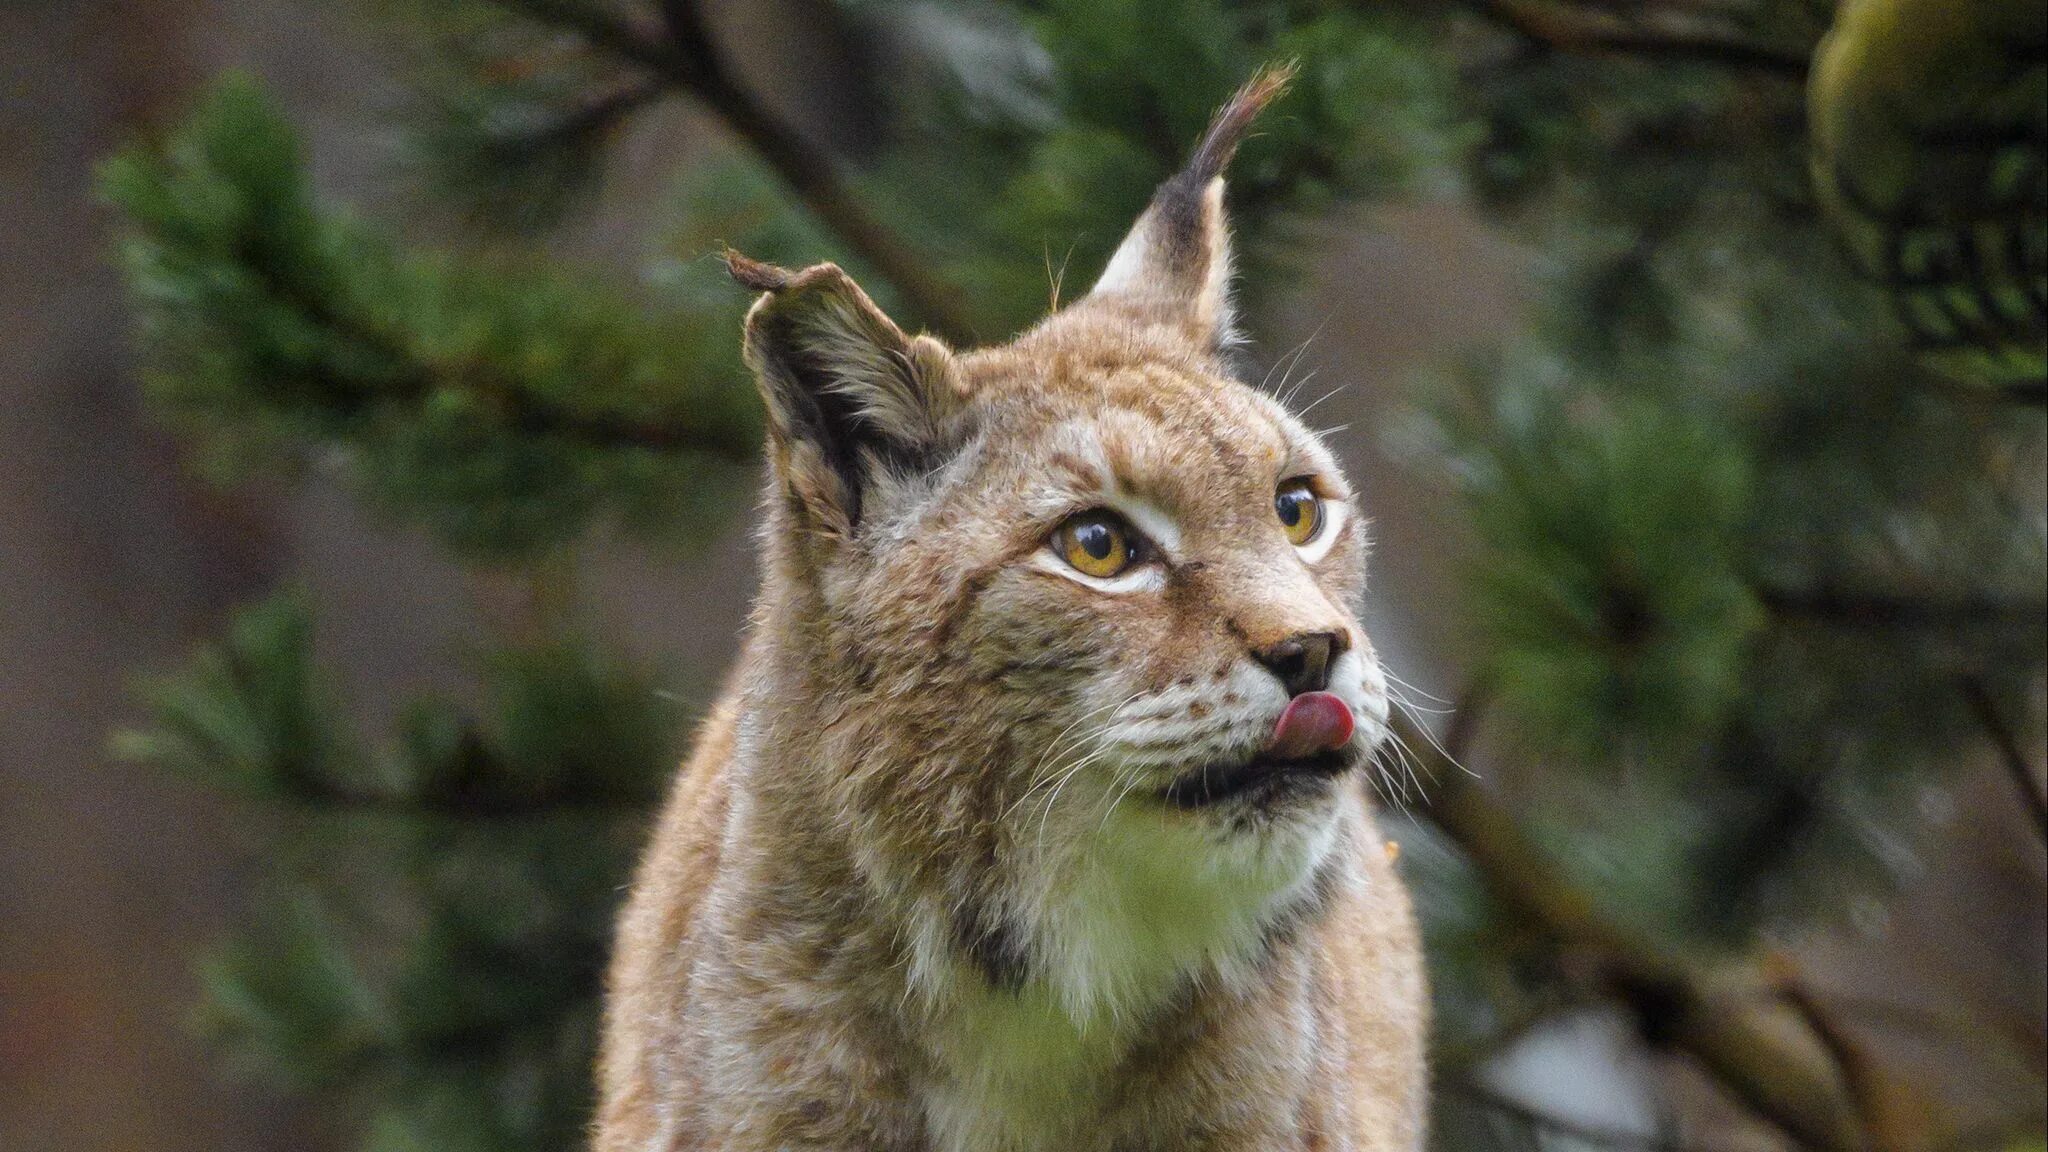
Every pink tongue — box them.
[1268,691,1356,760]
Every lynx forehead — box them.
[599,64,1427,1152]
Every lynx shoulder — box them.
[597,66,1428,1152]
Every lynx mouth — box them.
[1158,748,1357,809]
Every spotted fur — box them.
[597,66,1427,1152]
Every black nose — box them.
[1253,631,1343,697]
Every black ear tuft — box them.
[1082,62,1296,351]
[1185,60,1297,190]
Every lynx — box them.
[597,67,1428,1152]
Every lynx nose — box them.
[1253,631,1343,697]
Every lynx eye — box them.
[1053,511,1140,579]
[1276,479,1323,546]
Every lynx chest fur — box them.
[597,68,1428,1152]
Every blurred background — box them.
[1,0,2042,1149]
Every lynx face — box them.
[728,71,1388,1023]
[954,348,1389,835]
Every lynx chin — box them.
[597,65,1428,1152]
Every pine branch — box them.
[120,591,680,820]
[231,235,750,458]
[270,757,657,821]
[103,77,763,556]
[430,76,667,229]
[486,0,672,74]
[1760,585,2048,632]
[1959,674,2048,845]
[1406,695,1871,1152]
[1777,979,1933,1152]
[1472,0,1812,77]
[666,24,981,345]
[127,590,676,1148]
[2001,379,2048,407]
[484,0,980,343]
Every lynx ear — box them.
[1086,64,1294,351]
[729,252,964,535]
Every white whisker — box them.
[1381,666,1481,781]
[1380,668,1452,705]
[1365,744,1414,822]
[1002,692,1146,824]
[1259,322,1326,401]
[1293,379,1348,420]
[1385,690,1455,716]
[1398,707,1477,782]
[1279,366,1321,410]
[1092,760,1154,835]
[1034,744,1117,851]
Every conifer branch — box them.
[238,249,753,458]
[273,772,654,821]
[1759,585,2048,631]
[103,78,767,555]
[2003,380,2048,407]
[1777,980,1929,1152]
[486,0,979,343]
[489,0,673,75]
[1405,698,1870,1152]
[1959,674,2048,844]
[1473,0,1812,77]
[483,77,665,172]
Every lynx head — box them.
[731,66,1392,1019]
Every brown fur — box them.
[597,67,1427,1151]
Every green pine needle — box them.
[1460,391,1765,763]
[114,588,359,798]
[100,74,762,559]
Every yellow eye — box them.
[1054,512,1139,579]
[1276,479,1323,546]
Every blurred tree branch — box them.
[1473,0,1812,77]
[268,741,659,821]
[487,0,979,342]
[1779,979,1936,1152]
[1760,587,2048,632]
[2001,380,2048,407]
[475,76,666,177]
[1959,674,2048,845]
[102,77,767,556]
[247,257,751,456]
[1407,696,1872,1152]
[268,776,652,820]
